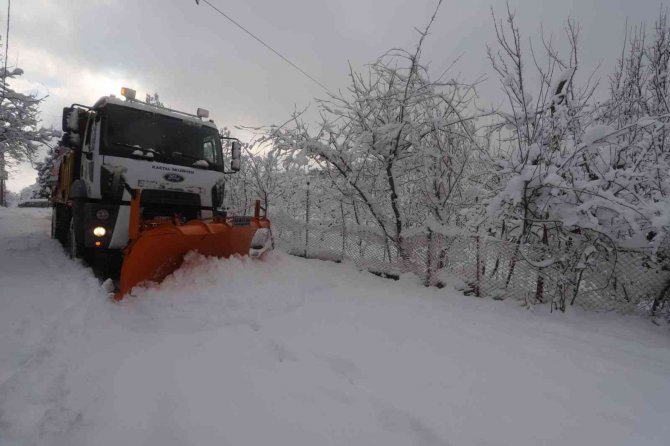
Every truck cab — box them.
[51,88,241,260]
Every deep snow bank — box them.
[1,207,669,446]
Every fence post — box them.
[475,235,481,297]
[305,179,310,258]
[425,228,433,287]
[535,225,548,303]
[0,153,5,207]
[340,201,346,261]
[652,279,670,316]
[505,240,520,288]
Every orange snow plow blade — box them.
[114,191,271,300]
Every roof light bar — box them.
[120,87,136,100]
[197,108,209,119]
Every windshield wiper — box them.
[172,151,212,169]
[112,142,145,151]
[143,148,166,159]
[112,143,167,161]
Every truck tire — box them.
[68,202,91,261]
[51,206,56,238]
[68,218,84,259]
[51,204,70,247]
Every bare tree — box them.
[264,0,485,267]
[0,66,55,170]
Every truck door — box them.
[81,113,102,199]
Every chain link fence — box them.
[271,211,670,314]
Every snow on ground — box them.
[1,207,669,446]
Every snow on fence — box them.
[271,213,670,313]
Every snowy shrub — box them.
[238,4,670,312]
[0,65,55,172]
[260,3,485,268]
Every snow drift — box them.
[1,208,669,445]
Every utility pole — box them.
[304,179,310,257]
[0,0,11,207]
[0,175,5,207]
[0,154,5,206]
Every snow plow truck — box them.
[50,87,273,300]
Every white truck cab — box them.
[51,88,241,259]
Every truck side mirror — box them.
[61,132,81,148]
[231,141,241,172]
[62,107,79,133]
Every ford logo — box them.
[163,173,184,183]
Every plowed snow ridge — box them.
[1,207,669,445]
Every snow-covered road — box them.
[1,207,669,445]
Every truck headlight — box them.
[93,226,106,237]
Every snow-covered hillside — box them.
[0,207,669,445]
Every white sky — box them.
[5,0,665,191]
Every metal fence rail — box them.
[271,212,670,313]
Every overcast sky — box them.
[5,0,665,191]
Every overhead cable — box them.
[195,0,333,96]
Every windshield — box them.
[101,104,223,170]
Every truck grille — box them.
[231,216,253,226]
[140,190,201,221]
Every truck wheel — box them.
[91,250,122,281]
[51,207,57,238]
[68,217,89,260]
[51,204,70,247]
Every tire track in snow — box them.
[0,208,106,445]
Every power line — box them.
[195,0,333,96]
